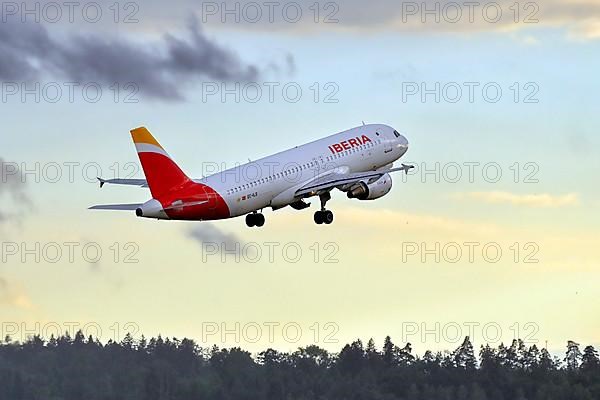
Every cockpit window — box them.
[394,130,400,138]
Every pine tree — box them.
[504,339,519,369]
[47,334,58,348]
[497,343,508,367]
[423,350,436,364]
[516,339,527,369]
[121,332,134,350]
[382,336,395,366]
[397,343,415,366]
[565,340,582,370]
[539,347,556,371]
[453,336,477,369]
[73,330,85,346]
[366,338,377,356]
[581,345,599,370]
[480,344,498,370]
[138,335,147,352]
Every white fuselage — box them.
[198,124,409,217]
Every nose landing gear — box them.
[314,192,334,225]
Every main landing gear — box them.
[314,192,334,225]
[246,212,265,228]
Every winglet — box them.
[401,164,415,175]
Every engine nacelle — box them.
[347,173,392,200]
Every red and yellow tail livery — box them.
[131,127,192,198]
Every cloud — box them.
[0,159,32,224]
[453,191,580,208]
[168,0,600,41]
[0,17,263,101]
[568,18,600,40]
[187,223,247,256]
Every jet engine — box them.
[346,173,392,200]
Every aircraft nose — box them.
[399,134,409,147]
[395,133,409,150]
[392,129,409,149]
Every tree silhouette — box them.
[581,345,599,371]
[565,340,583,370]
[453,336,477,369]
[0,331,598,400]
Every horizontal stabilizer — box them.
[400,164,415,175]
[98,177,148,188]
[89,203,143,211]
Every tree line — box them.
[0,332,598,400]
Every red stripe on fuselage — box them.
[138,152,230,220]
[159,180,230,221]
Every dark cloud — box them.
[0,17,262,100]
[285,54,296,76]
[187,224,253,258]
[0,159,32,224]
[188,223,242,248]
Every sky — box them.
[0,0,599,357]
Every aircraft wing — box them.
[97,178,148,188]
[295,164,414,197]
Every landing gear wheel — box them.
[314,211,324,225]
[255,213,265,227]
[314,192,334,225]
[246,213,265,228]
[323,210,334,225]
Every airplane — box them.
[90,124,412,227]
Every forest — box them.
[0,332,598,400]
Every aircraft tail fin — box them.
[130,127,192,198]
